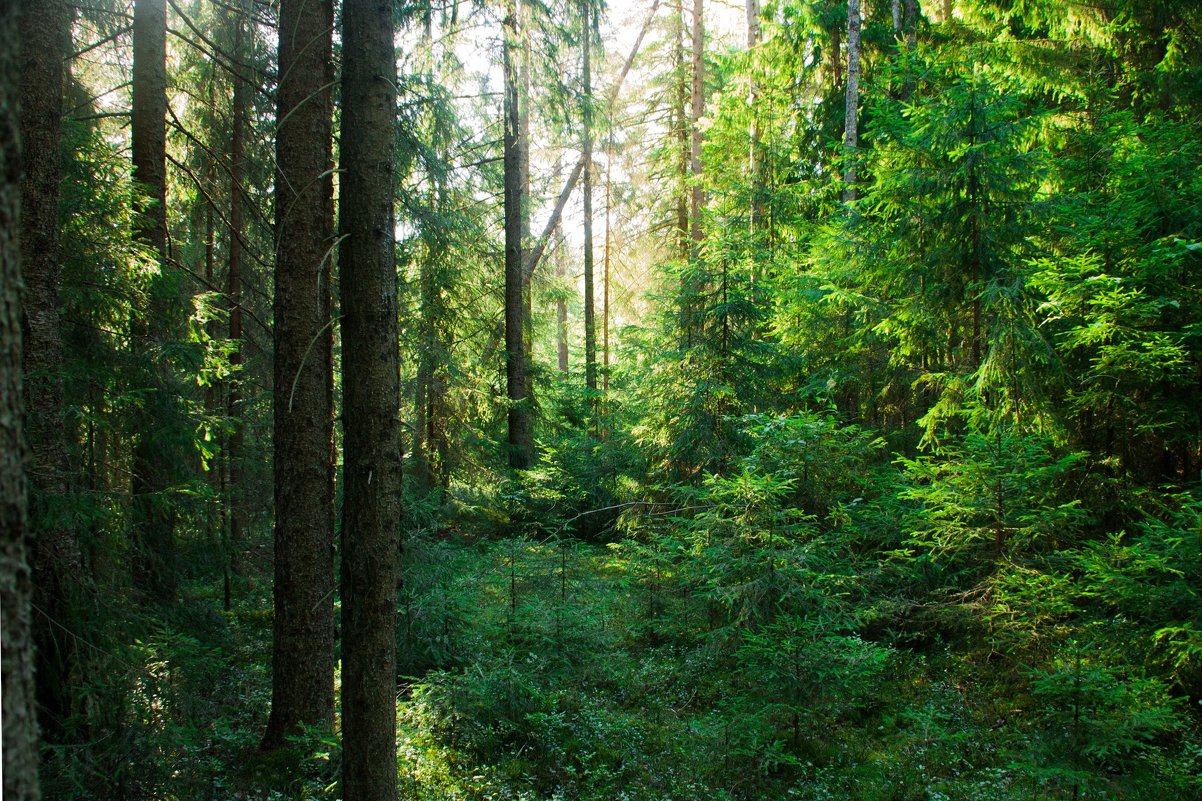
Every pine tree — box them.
[338,0,401,796]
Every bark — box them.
[905,0,917,50]
[2,6,42,794]
[582,0,597,393]
[602,154,611,392]
[338,0,400,797]
[225,3,246,598]
[504,0,534,468]
[263,0,336,749]
[519,1,532,359]
[943,0,952,23]
[689,0,705,251]
[746,0,762,237]
[556,243,569,373]
[19,0,82,743]
[130,0,176,602]
[842,0,861,203]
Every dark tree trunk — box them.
[519,1,533,360]
[19,0,82,744]
[582,0,597,393]
[2,7,42,794]
[225,3,247,600]
[263,0,337,750]
[504,0,534,468]
[130,0,176,603]
[339,1,400,799]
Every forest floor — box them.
[93,523,1199,801]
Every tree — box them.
[582,0,597,393]
[263,0,337,749]
[130,0,176,602]
[842,0,861,202]
[19,0,83,742]
[339,0,401,796]
[2,5,41,795]
[504,0,535,468]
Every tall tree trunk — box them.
[130,0,176,602]
[943,0,952,23]
[339,1,400,798]
[2,7,41,794]
[582,0,597,394]
[746,0,762,239]
[553,161,569,373]
[905,0,917,50]
[519,1,533,359]
[225,3,247,603]
[689,0,705,252]
[19,0,82,744]
[602,152,611,393]
[842,0,861,203]
[263,0,336,750]
[504,0,535,468]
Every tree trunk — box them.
[519,1,533,360]
[504,0,535,468]
[263,0,336,750]
[225,2,246,600]
[582,0,597,394]
[602,153,611,393]
[130,0,176,603]
[746,0,762,238]
[19,0,82,744]
[338,1,400,798]
[689,0,705,252]
[842,0,861,203]
[2,7,42,793]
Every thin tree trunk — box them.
[943,0,952,23]
[746,0,761,238]
[842,0,861,203]
[130,0,176,603]
[521,2,659,282]
[689,0,705,252]
[504,0,535,468]
[2,6,41,792]
[583,0,597,394]
[338,0,401,796]
[263,0,336,750]
[19,0,82,744]
[602,152,611,393]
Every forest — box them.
[1,0,1201,798]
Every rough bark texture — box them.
[504,0,534,469]
[2,4,41,793]
[19,0,82,743]
[339,1,400,798]
[130,0,176,602]
[264,0,336,749]
[842,0,861,203]
[226,6,246,588]
[582,0,597,393]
